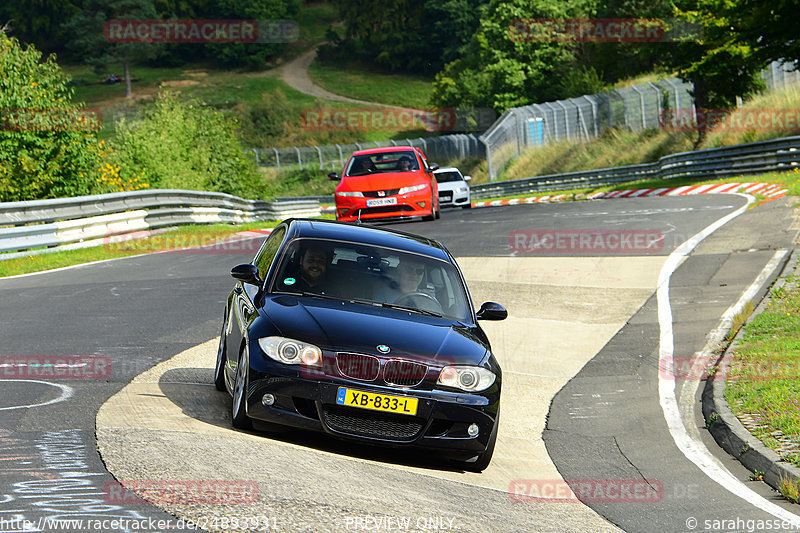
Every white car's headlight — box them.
[457,186,468,193]
[437,366,496,392]
[398,184,428,195]
[336,191,364,197]
[258,336,322,367]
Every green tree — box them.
[0,31,121,202]
[62,0,163,98]
[0,0,81,53]
[431,0,599,112]
[203,0,301,69]
[110,91,264,198]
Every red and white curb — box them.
[472,182,788,208]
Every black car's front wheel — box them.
[213,323,227,392]
[231,348,252,430]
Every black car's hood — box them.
[257,295,488,365]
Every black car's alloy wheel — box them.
[214,322,227,392]
[231,348,252,430]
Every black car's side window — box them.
[254,226,286,281]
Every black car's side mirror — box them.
[328,172,340,181]
[428,163,440,172]
[476,301,507,321]
[231,264,262,286]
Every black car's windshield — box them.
[272,238,470,321]
[345,150,419,176]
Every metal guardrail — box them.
[0,189,320,256]
[469,135,800,199]
[252,134,486,171]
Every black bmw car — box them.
[214,219,507,471]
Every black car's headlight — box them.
[437,366,496,392]
[258,336,322,367]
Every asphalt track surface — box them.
[0,194,798,532]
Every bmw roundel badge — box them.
[377,344,391,354]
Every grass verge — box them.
[308,58,434,109]
[724,267,800,468]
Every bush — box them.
[110,90,266,199]
[0,31,126,201]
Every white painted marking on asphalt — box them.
[657,194,800,524]
[0,380,73,410]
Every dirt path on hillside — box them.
[279,44,397,108]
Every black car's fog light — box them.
[262,393,275,406]
[467,423,480,437]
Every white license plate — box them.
[366,197,398,207]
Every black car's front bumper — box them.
[243,354,500,457]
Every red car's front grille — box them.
[336,353,380,381]
[363,189,401,198]
[383,360,427,387]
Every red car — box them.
[328,146,441,222]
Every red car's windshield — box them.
[345,150,419,176]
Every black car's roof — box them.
[283,219,452,262]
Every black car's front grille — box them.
[363,189,400,198]
[383,360,427,387]
[337,353,380,381]
[321,405,424,440]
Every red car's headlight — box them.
[336,191,364,197]
[398,184,428,195]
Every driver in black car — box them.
[290,246,333,294]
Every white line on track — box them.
[657,193,800,524]
[0,380,73,410]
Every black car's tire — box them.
[213,324,227,392]
[462,412,499,473]
[231,349,252,430]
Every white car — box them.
[433,167,471,209]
